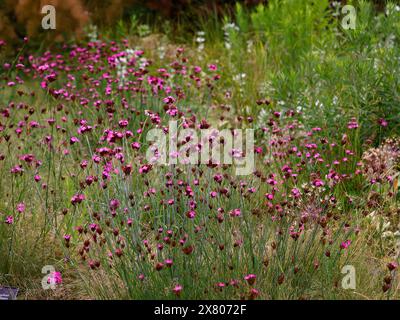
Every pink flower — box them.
[139,164,151,174]
[70,136,80,144]
[173,284,183,296]
[5,215,14,225]
[162,96,175,104]
[131,142,141,150]
[193,66,202,73]
[71,193,85,205]
[165,259,173,267]
[229,208,241,217]
[11,165,24,175]
[166,108,178,117]
[387,262,398,271]
[16,203,25,213]
[127,218,133,227]
[244,274,257,285]
[378,118,388,127]
[249,288,259,300]
[213,174,223,184]
[291,188,301,198]
[48,271,62,285]
[312,179,324,187]
[118,119,129,128]
[347,118,359,129]
[229,279,239,287]
[208,64,217,71]
[109,199,120,211]
[186,210,196,219]
[340,240,351,249]
[155,262,164,271]
[265,193,274,200]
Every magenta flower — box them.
[244,274,257,285]
[127,218,133,227]
[229,279,239,287]
[213,174,223,184]
[118,119,129,128]
[48,271,62,285]
[109,199,120,211]
[155,262,164,271]
[265,193,274,200]
[16,203,25,213]
[291,188,301,198]
[11,165,24,175]
[347,118,359,129]
[340,240,351,249]
[165,259,173,267]
[193,66,202,73]
[70,136,80,144]
[5,215,14,225]
[208,64,217,71]
[186,210,196,219]
[387,262,398,271]
[378,118,388,127]
[162,96,175,104]
[71,193,85,205]
[173,284,182,296]
[249,288,260,300]
[139,164,151,174]
[229,208,241,217]
[131,142,141,150]
[312,179,324,187]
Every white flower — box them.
[87,25,98,42]
[382,231,394,239]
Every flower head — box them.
[173,285,183,297]
[340,240,351,250]
[48,271,62,285]
[5,215,14,225]
[244,274,256,285]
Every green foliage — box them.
[190,0,399,143]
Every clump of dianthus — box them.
[362,137,400,184]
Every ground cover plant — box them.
[0,0,399,300]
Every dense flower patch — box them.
[0,18,399,299]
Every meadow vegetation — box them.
[0,0,399,299]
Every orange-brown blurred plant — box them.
[15,0,89,41]
[0,0,266,45]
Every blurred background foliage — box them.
[0,0,255,45]
[0,0,388,46]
